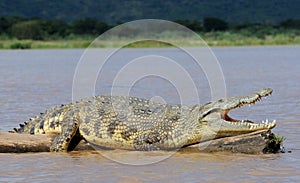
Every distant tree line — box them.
[0,16,299,40]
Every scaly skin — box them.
[12,88,276,152]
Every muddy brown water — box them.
[0,46,299,182]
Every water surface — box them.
[0,46,299,182]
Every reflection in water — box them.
[0,151,298,182]
[0,47,299,182]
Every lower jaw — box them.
[215,129,258,138]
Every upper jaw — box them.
[224,88,273,110]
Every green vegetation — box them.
[0,16,299,49]
[263,132,285,153]
[9,41,32,49]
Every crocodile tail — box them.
[9,122,27,133]
[11,115,41,134]
[8,121,25,133]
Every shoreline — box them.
[0,41,299,51]
[0,37,299,49]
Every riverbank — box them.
[0,32,299,49]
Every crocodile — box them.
[11,88,276,152]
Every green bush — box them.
[11,20,44,40]
[71,18,110,35]
[203,17,228,32]
[280,19,300,29]
[9,42,32,49]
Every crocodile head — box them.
[198,88,276,139]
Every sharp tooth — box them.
[265,119,268,124]
[262,120,265,124]
[250,125,254,130]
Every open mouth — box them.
[220,88,276,130]
[221,109,276,127]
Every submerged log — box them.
[0,130,282,154]
[0,132,92,153]
[185,130,283,154]
[0,132,55,153]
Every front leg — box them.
[50,114,81,152]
